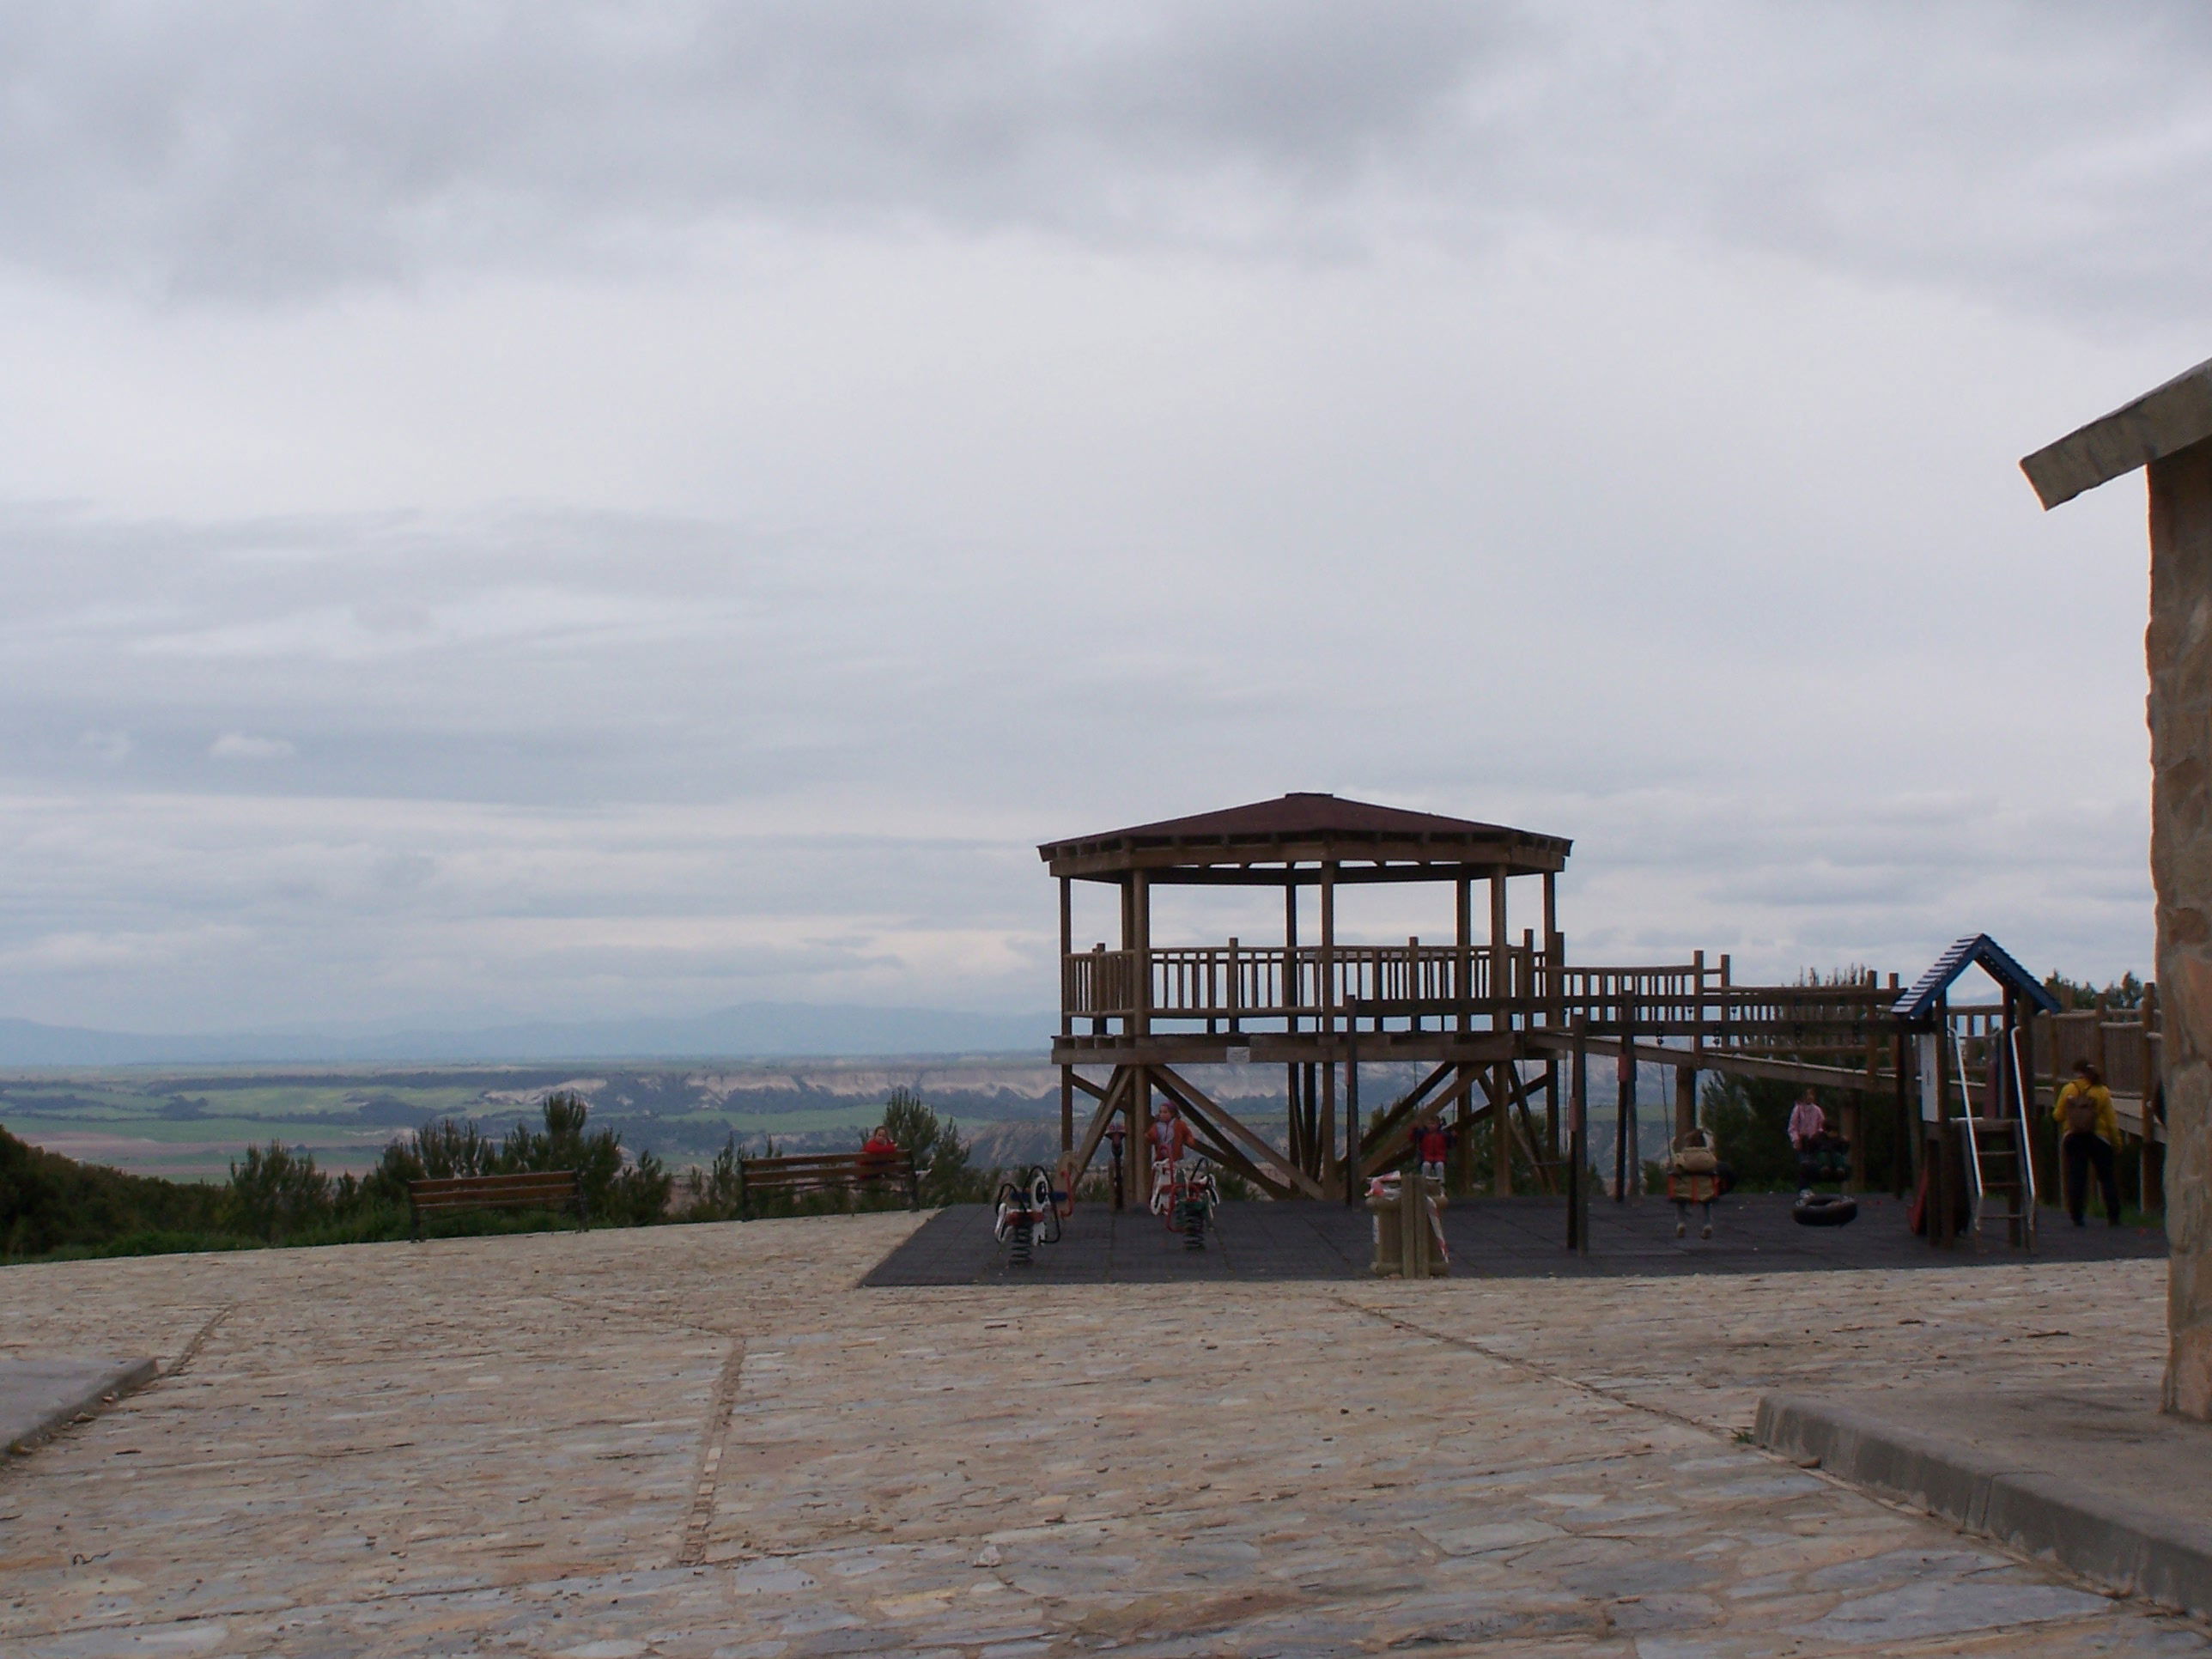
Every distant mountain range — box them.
[0,1004,1055,1066]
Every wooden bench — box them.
[407,1170,588,1239]
[738,1151,918,1218]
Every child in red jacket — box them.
[1413,1115,1453,1182]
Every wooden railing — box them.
[1060,944,1892,1051]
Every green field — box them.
[0,1063,1060,1182]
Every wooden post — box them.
[1674,1065,1695,1147]
[1060,876,1074,1155]
[1452,1065,1474,1196]
[1284,874,1300,1034]
[1846,981,1868,1194]
[1321,861,1339,1194]
[1132,869,1152,1042]
[1933,992,1954,1246]
[1614,1035,1633,1203]
[1455,875,1473,1036]
[1544,876,1564,1164]
[1133,1066,1153,1212]
[1304,1061,1320,1180]
[1893,1027,1912,1196]
[1568,1018,1589,1254]
[1491,865,1511,1196]
[1320,1058,1337,1193]
[1345,1008,1361,1206]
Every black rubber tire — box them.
[1793,1192,1858,1228]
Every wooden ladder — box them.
[1956,1029,2039,1249]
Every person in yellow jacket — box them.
[2053,1060,2122,1226]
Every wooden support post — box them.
[1322,861,1339,1193]
[1893,1028,1912,1197]
[1491,865,1511,1196]
[1059,875,1074,1154]
[1321,1058,1337,1193]
[1291,1066,1309,1185]
[1932,994,1953,1246]
[1284,875,1300,1035]
[2017,1005,2047,1205]
[1846,982,1868,1193]
[1674,1065,1696,1148]
[1132,870,1152,1042]
[1568,1018,1589,1254]
[1133,1066,1153,1213]
[1344,1011,1362,1206]
[1452,1064,1474,1195]
[1455,877,1473,1037]
[1614,999,1636,1201]
[1542,872,1563,1165]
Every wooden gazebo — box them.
[1040,791,2158,1255]
[1041,793,1575,1204]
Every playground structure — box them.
[1041,793,2166,1249]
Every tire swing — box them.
[1792,1190,1858,1227]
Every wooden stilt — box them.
[1345,1009,1362,1205]
[1452,1065,1474,1195]
[1320,1058,1337,1194]
[1133,1066,1154,1212]
[1568,1018,1589,1254]
[1491,865,1511,1196]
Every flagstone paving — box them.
[0,1212,2202,1656]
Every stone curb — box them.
[1755,1391,2212,1619]
[1,1357,159,1455]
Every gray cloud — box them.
[0,2,1507,297]
[2,3,2209,319]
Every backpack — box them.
[2065,1090,2100,1135]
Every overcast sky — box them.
[0,1,2203,1034]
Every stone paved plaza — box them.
[1,1211,2207,1656]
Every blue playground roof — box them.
[1892,934,2061,1021]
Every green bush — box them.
[679,1134,748,1222]
[881,1087,992,1204]
[225,1140,332,1243]
[0,1123,226,1257]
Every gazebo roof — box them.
[1037,792,1571,882]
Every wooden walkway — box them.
[862,1195,2166,1287]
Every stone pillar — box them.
[2151,437,2212,1419]
[2025,359,2212,1419]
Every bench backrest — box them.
[739,1151,913,1185]
[409,1170,581,1205]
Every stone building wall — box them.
[2152,436,2212,1419]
